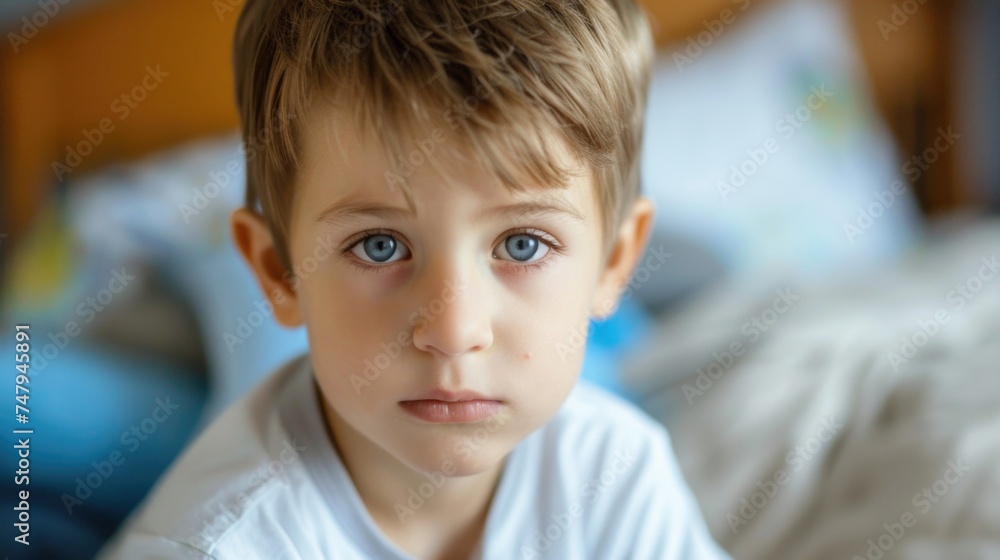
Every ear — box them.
[591,196,655,320]
[230,207,304,327]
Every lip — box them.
[399,388,503,423]
[399,400,503,423]
[408,388,495,403]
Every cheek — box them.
[290,228,408,341]
[499,274,593,409]
[299,271,381,342]
[502,256,597,351]
[296,268,414,404]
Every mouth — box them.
[399,389,503,423]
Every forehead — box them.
[294,95,597,215]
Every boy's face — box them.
[234,99,653,477]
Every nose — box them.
[410,265,493,358]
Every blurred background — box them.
[0,0,997,558]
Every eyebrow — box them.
[481,200,585,223]
[315,201,413,226]
[315,196,585,226]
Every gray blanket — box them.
[622,219,1000,559]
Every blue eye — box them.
[506,235,538,261]
[350,234,409,264]
[495,233,550,263]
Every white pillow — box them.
[642,0,923,289]
[70,135,309,423]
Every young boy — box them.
[101,0,730,558]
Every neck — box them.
[321,399,505,557]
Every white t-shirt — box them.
[100,355,730,559]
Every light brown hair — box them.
[234,0,654,270]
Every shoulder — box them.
[99,355,319,559]
[541,381,672,460]
[516,382,731,559]
[525,381,677,509]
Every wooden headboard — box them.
[0,0,245,241]
[0,0,963,247]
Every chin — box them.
[443,450,508,478]
[396,433,510,477]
